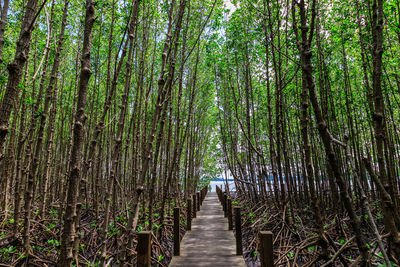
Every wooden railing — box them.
[137,186,208,267]
[215,185,274,267]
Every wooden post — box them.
[197,192,200,211]
[227,197,233,230]
[187,198,192,230]
[137,231,152,267]
[223,193,227,217]
[193,194,197,218]
[259,231,274,267]
[234,207,243,255]
[216,186,221,202]
[174,207,180,256]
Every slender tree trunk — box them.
[39,0,70,219]
[0,0,9,63]
[292,0,369,264]
[370,0,400,257]
[0,0,40,160]
[58,1,95,265]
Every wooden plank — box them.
[187,198,192,230]
[197,192,200,210]
[223,193,227,217]
[227,197,233,230]
[174,207,180,256]
[137,231,151,267]
[193,194,197,218]
[234,206,243,256]
[259,231,274,267]
[169,193,246,267]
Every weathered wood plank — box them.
[169,192,246,267]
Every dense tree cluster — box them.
[0,0,399,266]
[0,0,220,265]
[214,0,400,265]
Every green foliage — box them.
[107,222,120,236]
[47,239,60,247]
[153,223,161,231]
[0,246,17,261]
[0,246,16,256]
[87,261,100,267]
[79,244,85,252]
[45,223,56,232]
[377,262,397,267]
[1,0,400,265]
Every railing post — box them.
[228,197,233,230]
[216,186,221,202]
[223,193,227,217]
[234,207,243,255]
[192,194,197,218]
[174,207,180,256]
[187,198,192,230]
[137,231,152,267]
[197,192,200,211]
[259,231,274,267]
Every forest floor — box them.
[0,202,187,266]
[234,193,390,267]
[0,195,392,266]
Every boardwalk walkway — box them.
[169,192,246,267]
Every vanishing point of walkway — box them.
[169,192,246,267]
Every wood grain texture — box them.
[169,192,246,267]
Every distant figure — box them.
[208,184,211,192]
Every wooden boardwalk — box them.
[169,192,246,267]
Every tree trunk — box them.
[58,1,95,266]
[0,0,39,160]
